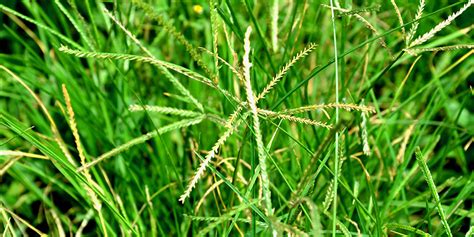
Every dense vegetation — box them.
[1,0,473,236]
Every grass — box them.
[1,0,473,236]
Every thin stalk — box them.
[329,0,340,236]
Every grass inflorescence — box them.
[1,0,473,236]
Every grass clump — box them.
[1,0,473,236]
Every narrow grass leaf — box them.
[415,147,453,237]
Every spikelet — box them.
[209,0,220,83]
[404,44,474,55]
[406,0,425,44]
[259,109,333,129]
[60,45,212,84]
[395,124,415,163]
[62,85,88,171]
[178,114,245,203]
[360,100,371,156]
[242,26,273,216]
[271,0,279,52]
[179,150,215,203]
[128,105,202,117]
[59,45,241,106]
[335,4,380,17]
[279,103,376,115]
[257,43,317,101]
[62,84,108,235]
[409,0,473,47]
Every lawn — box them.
[0,0,473,236]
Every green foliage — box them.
[1,0,473,236]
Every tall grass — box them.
[1,0,473,236]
